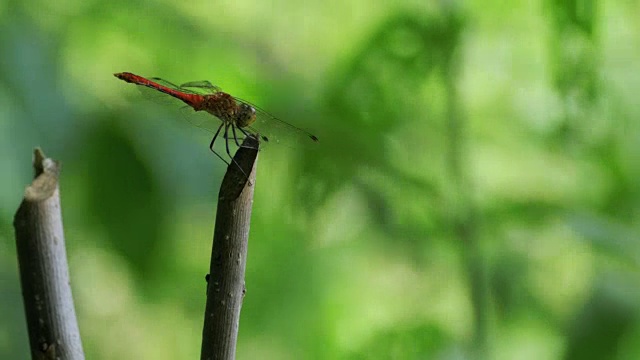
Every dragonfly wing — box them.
[127,79,224,133]
[148,77,192,91]
[233,98,319,149]
[180,81,222,94]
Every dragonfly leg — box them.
[224,122,252,184]
[231,124,242,148]
[209,123,230,166]
[238,127,261,148]
[223,122,233,158]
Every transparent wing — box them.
[130,77,223,134]
[179,81,222,94]
[148,77,198,94]
[233,97,319,149]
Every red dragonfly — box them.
[114,72,318,166]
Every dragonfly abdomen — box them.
[115,72,202,108]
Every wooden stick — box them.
[201,136,259,360]
[13,148,85,360]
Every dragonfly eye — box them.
[236,103,256,128]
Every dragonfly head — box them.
[236,103,256,128]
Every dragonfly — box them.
[114,72,318,171]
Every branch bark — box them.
[13,148,85,360]
[201,136,259,360]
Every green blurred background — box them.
[2,0,640,359]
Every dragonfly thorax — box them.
[236,103,256,128]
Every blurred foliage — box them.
[1,0,640,359]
